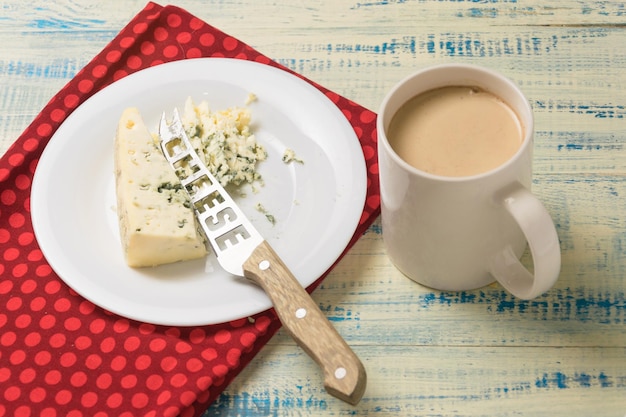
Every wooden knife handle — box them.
[242,240,367,405]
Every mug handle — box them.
[489,182,561,299]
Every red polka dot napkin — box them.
[0,2,380,416]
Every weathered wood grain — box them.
[208,343,626,416]
[1,0,624,416]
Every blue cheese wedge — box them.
[114,107,207,267]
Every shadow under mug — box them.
[377,64,561,300]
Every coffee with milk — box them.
[387,86,523,177]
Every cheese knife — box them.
[158,109,366,405]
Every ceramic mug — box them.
[377,64,561,300]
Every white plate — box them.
[31,58,366,326]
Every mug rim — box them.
[377,63,534,182]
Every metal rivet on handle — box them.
[295,308,307,319]
[335,367,347,380]
[259,260,270,270]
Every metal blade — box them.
[158,109,263,276]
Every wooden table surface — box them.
[1,1,625,416]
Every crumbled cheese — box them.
[282,148,304,164]
[255,203,276,225]
[245,93,257,105]
[180,97,267,187]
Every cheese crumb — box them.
[255,203,276,225]
[245,93,257,105]
[282,148,304,164]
